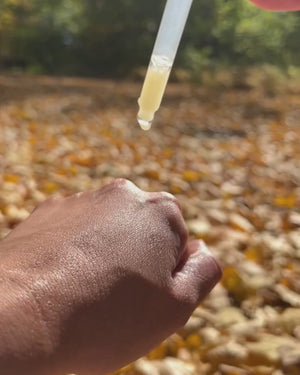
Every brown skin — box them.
[0,179,222,375]
[0,4,296,373]
[249,0,300,11]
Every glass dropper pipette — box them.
[137,0,194,131]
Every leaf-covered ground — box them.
[0,74,300,375]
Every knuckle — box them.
[73,191,84,198]
[147,191,178,206]
[111,178,130,187]
[93,178,129,197]
[147,193,187,252]
[159,191,178,201]
[105,178,138,193]
[93,179,144,204]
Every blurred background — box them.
[0,1,300,375]
[0,0,300,79]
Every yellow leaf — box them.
[4,174,20,184]
[274,195,296,208]
[69,166,78,175]
[167,334,186,356]
[43,181,59,193]
[185,333,202,350]
[147,341,168,360]
[63,124,73,135]
[163,147,173,158]
[110,363,134,374]
[229,213,254,233]
[46,138,57,151]
[55,168,67,176]
[69,154,94,167]
[182,170,201,182]
[28,136,37,145]
[222,266,246,300]
[244,247,262,263]
[28,121,37,132]
[144,169,160,180]
[170,184,183,194]
[279,278,290,288]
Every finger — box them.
[147,191,188,260]
[249,0,300,11]
[172,240,222,306]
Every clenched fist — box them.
[0,179,221,375]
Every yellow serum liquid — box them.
[138,56,171,131]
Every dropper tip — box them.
[137,116,152,131]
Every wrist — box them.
[0,268,58,375]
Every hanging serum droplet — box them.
[137,117,152,131]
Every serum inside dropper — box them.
[138,56,172,130]
[137,0,194,130]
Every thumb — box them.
[172,240,222,306]
[249,0,300,11]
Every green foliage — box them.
[0,0,299,77]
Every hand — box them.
[249,0,300,11]
[0,179,222,375]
